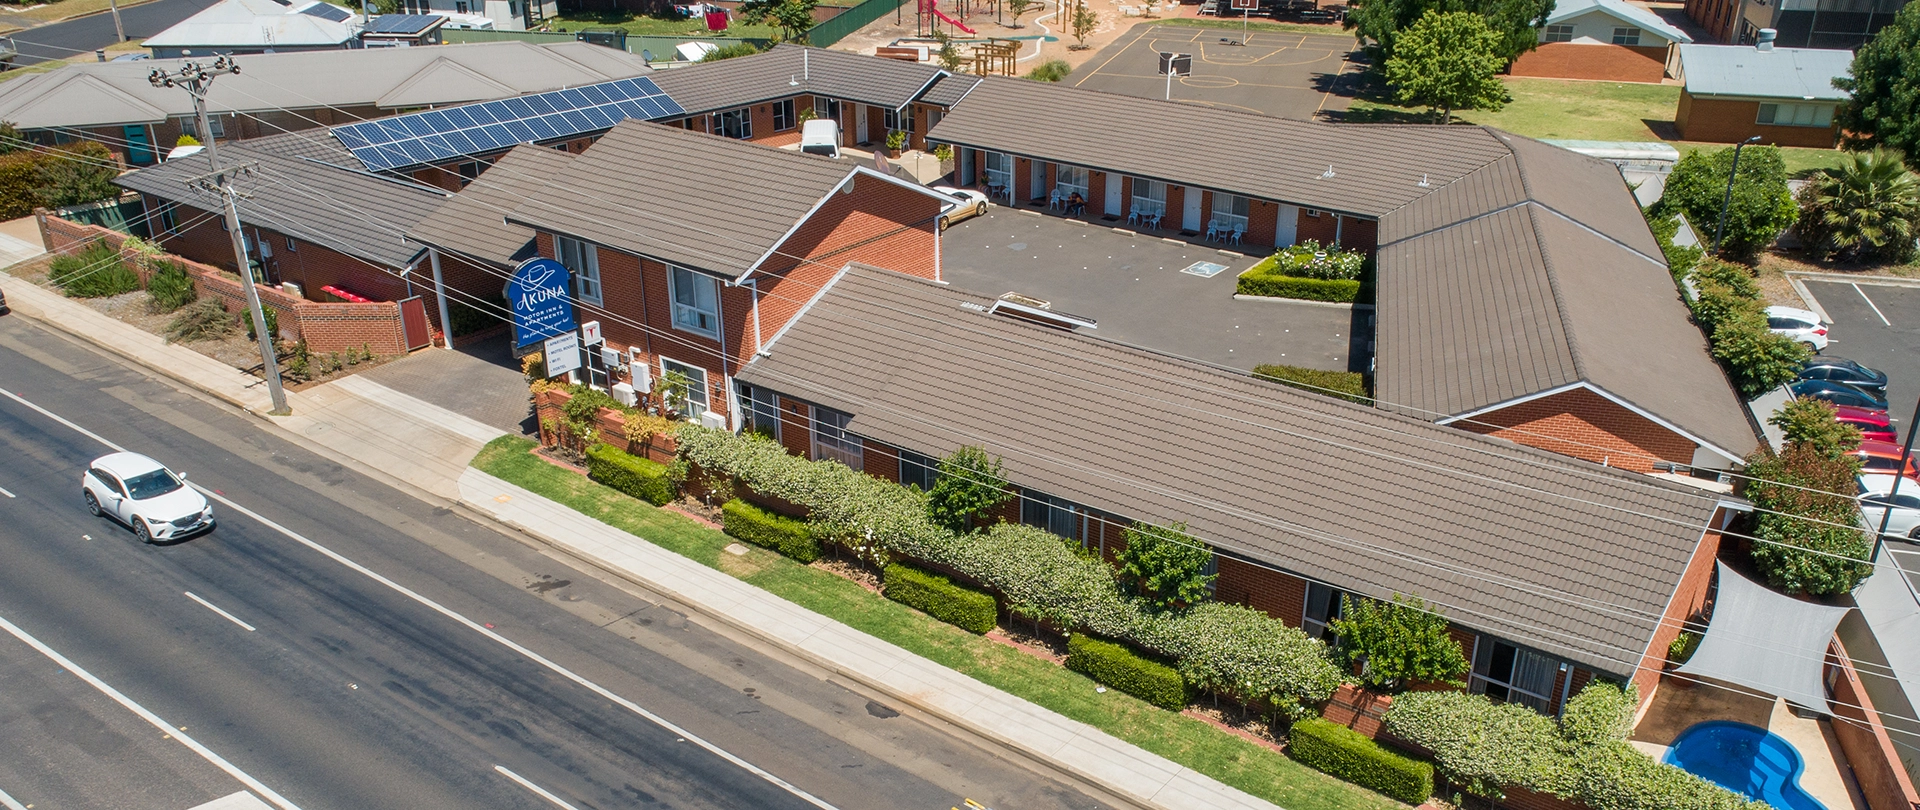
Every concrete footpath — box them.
[0,270,1284,810]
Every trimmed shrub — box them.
[51,242,141,298]
[146,260,197,313]
[1287,718,1434,804]
[1559,680,1636,748]
[1235,272,1362,303]
[1578,740,1760,810]
[882,563,998,634]
[1383,689,1573,799]
[1253,364,1370,404]
[1265,239,1368,280]
[1065,633,1188,710]
[586,443,674,506]
[1026,59,1071,82]
[165,298,235,343]
[722,498,820,563]
[0,150,40,220]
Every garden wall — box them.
[1828,638,1920,810]
[40,215,411,355]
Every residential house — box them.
[1672,38,1853,147]
[1510,0,1692,83]
[387,0,556,32]
[1685,0,1906,47]
[359,13,449,48]
[142,0,363,59]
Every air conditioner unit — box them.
[610,382,638,407]
[599,346,623,369]
[631,363,652,393]
[699,410,726,429]
[280,281,303,298]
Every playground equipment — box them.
[918,0,977,35]
[969,39,1018,75]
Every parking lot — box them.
[940,208,1368,372]
[1801,280,1920,440]
[1069,24,1360,119]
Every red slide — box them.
[922,0,976,33]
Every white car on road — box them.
[82,452,214,543]
[1766,305,1830,351]
[1859,473,1920,541]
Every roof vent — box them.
[1417,173,1430,188]
[989,293,1097,330]
[1320,164,1336,179]
[1756,28,1776,51]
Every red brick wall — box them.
[1165,185,1186,228]
[1089,171,1109,217]
[1510,43,1670,83]
[1828,638,1920,810]
[1684,0,1738,42]
[863,438,901,484]
[150,202,414,305]
[779,396,813,459]
[1632,517,1724,706]
[1296,207,1338,245]
[1341,217,1379,257]
[1215,556,1308,627]
[427,252,507,335]
[1321,684,1393,737]
[1247,199,1279,250]
[1454,386,1697,472]
[1676,91,1838,147]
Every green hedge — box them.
[721,498,820,563]
[1065,634,1188,711]
[1287,718,1434,805]
[1236,272,1362,303]
[1252,364,1370,404]
[585,444,674,506]
[882,563,997,634]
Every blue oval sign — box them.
[509,257,577,348]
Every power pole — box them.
[149,57,290,416]
[109,0,126,44]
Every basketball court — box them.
[1069,22,1361,119]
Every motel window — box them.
[455,0,469,12]
[555,236,602,305]
[1211,192,1250,231]
[814,97,840,121]
[178,115,223,140]
[1543,23,1575,41]
[1611,26,1641,45]
[1054,165,1088,198]
[669,265,721,338]
[207,115,225,139]
[1303,207,1323,218]
[1131,178,1167,217]
[883,106,915,134]
[772,99,795,131]
[711,107,752,140]
[812,406,863,468]
[1021,491,1085,545]
[739,382,780,440]
[660,357,709,416]
[1301,582,1348,642]
[982,151,1013,189]
[157,203,178,234]
[899,450,938,492]
[285,235,297,252]
[1471,637,1562,714]
[1757,103,1834,127]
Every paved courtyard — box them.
[941,208,1368,373]
[357,333,534,434]
[1069,24,1361,119]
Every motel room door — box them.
[1104,176,1123,217]
[1182,187,1203,232]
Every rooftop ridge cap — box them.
[1521,201,1588,384]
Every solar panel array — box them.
[296,1,353,22]
[331,76,684,172]
[364,12,439,32]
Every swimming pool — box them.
[1663,721,1828,810]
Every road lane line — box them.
[0,386,842,810]
[1854,283,1892,326]
[0,784,28,810]
[494,766,583,810]
[184,592,256,632]
[0,613,303,810]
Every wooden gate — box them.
[398,296,432,351]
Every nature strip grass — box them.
[473,436,1405,810]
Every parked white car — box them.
[81,452,213,543]
[1766,305,1829,351]
[1858,473,1920,541]
[933,185,988,230]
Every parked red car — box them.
[1834,405,1897,444]
[1853,439,1919,476]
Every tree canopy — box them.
[1381,10,1509,124]
[1834,2,1920,168]
[1655,146,1797,263]
[1795,148,1920,264]
[1330,593,1469,691]
[925,446,1010,533]
[1115,521,1214,612]
[1346,0,1554,61]
[1744,442,1873,597]
[737,0,818,42]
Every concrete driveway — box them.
[1068,23,1361,119]
[940,208,1368,373]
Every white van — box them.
[800,119,840,158]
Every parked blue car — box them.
[1797,356,1888,398]
[1789,379,1890,412]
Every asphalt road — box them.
[8,0,223,66]
[0,316,1112,810]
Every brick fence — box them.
[1828,638,1920,810]
[40,214,412,356]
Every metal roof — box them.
[504,120,858,278]
[407,145,578,267]
[116,141,449,269]
[649,44,948,114]
[0,41,653,130]
[1677,44,1853,100]
[142,0,360,48]
[364,13,443,34]
[925,76,1515,218]
[738,265,1724,676]
[1545,0,1691,44]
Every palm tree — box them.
[1796,148,1920,263]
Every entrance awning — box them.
[1676,562,1853,710]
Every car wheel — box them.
[134,518,152,544]
[938,216,949,230]
[1909,526,1920,542]
[84,490,101,516]
[974,202,987,217]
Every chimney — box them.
[1756,28,1777,51]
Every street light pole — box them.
[149,57,290,416]
[1711,135,1763,257]
[1871,394,1920,562]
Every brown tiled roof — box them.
[738,265,1723,676]
[924,76,1514,218]
[1373,132,1757,462]
[649,44,947,115]
[918,73,982,108]
[504,120,854,278]
[407,145,578,268]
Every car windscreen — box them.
[123,469,183,499]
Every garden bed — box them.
[1236,242,1372,304]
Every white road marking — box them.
[0,783,28,810]
[494,766,582,810]
[0,613,303,810]
[1854,283,1892,326]
[184,592,256,632]
[0,386,842,810]
[0,486,14,498]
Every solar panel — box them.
[330,75,684,172]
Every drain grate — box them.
[1181,261,1229,278]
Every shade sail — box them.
[1676,562,1852,710]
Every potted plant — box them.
[886,129,907,158]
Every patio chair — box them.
[1230,224,1245,246]
[1204,220,1222,241]
[1127,210,1142,226]
[1145,212,1163,230]
[1048,188,1066,210]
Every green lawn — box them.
[472,436,1406,810]
[546,11,780,40]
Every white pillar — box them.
[429,248,455,350]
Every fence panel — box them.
[805,0,908,46]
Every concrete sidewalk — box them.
[0,269,1285,810]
